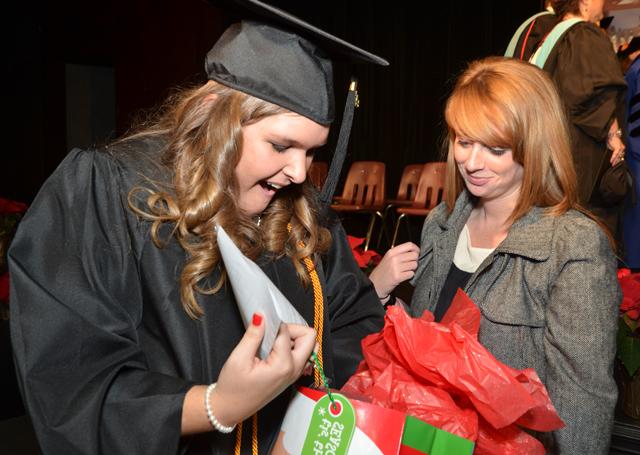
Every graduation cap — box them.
[205,0,389,204]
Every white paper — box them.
[216,225,308,359]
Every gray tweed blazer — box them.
[410,190,620,454]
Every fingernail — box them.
[252,313,263,326]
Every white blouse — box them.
[453,225,495,273]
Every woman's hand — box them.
[368,242,420,301]
[213,316,316,425]
[607,122,625,165]
[181,315,316,434]
[607,133,626,165]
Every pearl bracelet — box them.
[205,383,236,433]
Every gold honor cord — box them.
[302,254,325,387]
[233,420,242,455]
[233,398,259,455]
[234,226,325,454]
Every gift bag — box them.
[272,386,474,455]
[341,290,565,454]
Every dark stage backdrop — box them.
[2,0,543,204]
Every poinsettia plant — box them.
[617,268,640,377]
[347,235,381,274]
[0,198,28,307]
[0,198,27,239]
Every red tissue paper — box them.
[341,289,565,454]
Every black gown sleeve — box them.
[547,22,627,141]
[322,216,385,387]
[9,149,192,455]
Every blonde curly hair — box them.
[125,80,332,318]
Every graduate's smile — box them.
[257,180,286,201]
[260,180,284,193]
[235,113,329,217]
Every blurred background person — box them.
[509,0,627,243]
[620,36,640,271]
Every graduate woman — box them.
[8,1,388,453]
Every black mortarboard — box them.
[205,0,388,204]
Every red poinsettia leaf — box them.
[0,198,28,214]
[621,295,640,312]
[355,253,371,268]
[369,252,382,267]
[346,235,382,269]
[621,277,640,297]
[619,272,640,319]
[0,272,9,304]
[618,268,632,280]
[360,250,380,265]
[347,235,365,250]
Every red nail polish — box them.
[252,313,263,326]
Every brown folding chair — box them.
[307,161,329,190]
[332,161,386,251]
[386,163,424,208]
[376,163,424,247]
[391,162,446,246]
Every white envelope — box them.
[216,225,308,359]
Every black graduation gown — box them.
[542,21,627,206]
[8,140,385,455]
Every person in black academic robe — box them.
[622,42,640,270]
[511,0,627,237]
[509,9,558,62]
[8,2,388,454]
